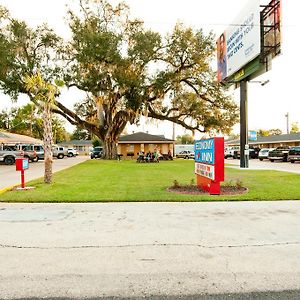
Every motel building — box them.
[225,133,300,149]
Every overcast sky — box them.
[0,0,299,138]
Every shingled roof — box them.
[0,131,42,144]
[225,133,300,146]
[119,132,174,143]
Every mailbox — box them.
[16,158,29,171]
[16,158,29,189]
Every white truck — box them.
[174,144,195,156]
[224,146,240,159]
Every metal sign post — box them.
[240,80,249,168]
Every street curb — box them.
[0,184,19,195]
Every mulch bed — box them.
[168,185,248,196]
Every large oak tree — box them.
[0,1,238,160]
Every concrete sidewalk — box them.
[0,201,300,298]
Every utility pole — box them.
[240,80,249,168]
[285,112,289,134]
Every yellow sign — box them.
[234,69,245,81]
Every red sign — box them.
[15,158,29,188]
[194,137,224,195]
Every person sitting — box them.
[145,151,152,162]
[168,149,173,160]
[136,151,144,163]
[153,150,160,163]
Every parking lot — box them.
[226,157,300,174]
[0,156,89,191]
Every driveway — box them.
[0,201,300,299]
[225,158,300,174]
[0,156,89,191]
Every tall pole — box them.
[240,80,249,168]
[285,112,289,134]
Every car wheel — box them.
[68,153,74,157]
[259,158,263,161]
[57,153,64,159]
[4,156,15,165]
[291,160,295,163]
[270,159,274,162]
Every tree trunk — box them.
[103,137,117,159]
[43,102,53,183]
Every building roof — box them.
[0,131,42,144]
[225,133,300,146]
[118,132,174,143]
[58,140,93,146]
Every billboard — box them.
[262,0,281,58]
[217,0,261,81]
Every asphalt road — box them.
[0,201,300,299]
[0,156,89,190]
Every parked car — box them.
[67,148,79,157]
[33,145,44,160]
[0,148,24,165]
[258,148,275,161]
[288,146,300,163]
[17,144,38,162]
[249,147,260,159]
[90,146,103,159]
[52,146,68,159]
[268,146,290,162]
[176,150,195,159]
[224,146,240,159]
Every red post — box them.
[21,170,25,188]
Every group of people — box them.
[136,149,173,163]
[136,149,161,163]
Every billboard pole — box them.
[240,80,249,168]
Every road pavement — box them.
[0,201,300,299]
[0,156,89,191]
[226,158,300,174]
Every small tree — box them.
[25,73,59,184]
[176,134,194,144]
[269,128,282,136]
[290,122,299,133]
[257,129,269,137]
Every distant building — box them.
[58,132,175,158]
[0,131,42,149]
[118,132,174,159]
[58,140,93,155]
[225,133,300,148]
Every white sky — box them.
[0,0,299,139]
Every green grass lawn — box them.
[1,159,300,202]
